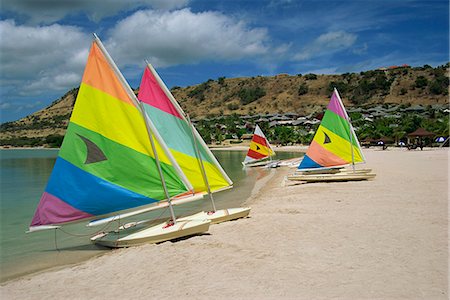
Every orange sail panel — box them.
[29,38,188,230]
[298,88,365,171]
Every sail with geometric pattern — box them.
[298,88,365,171]
[243,125,275,165]
[29,37,189,231]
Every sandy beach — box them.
[1,148,448,299]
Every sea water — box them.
[0,149,300,282]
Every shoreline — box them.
[1,148,448,299]
[2,144,442,153]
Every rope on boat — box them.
[113,206,170,247]
[54,228,59,252]
[56,221,113,237]
[52,207,171,248]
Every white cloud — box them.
[0,20,89,97]
[0,102,12,110]
[353,42,368,55]
[294,31,357,61]
[1,0,189,24]
[106,8,270,68]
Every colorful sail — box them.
[298,88,365,171]
[137,64,232,194]
[243,125,275,164]
[30,38,188,230]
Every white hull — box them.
[179,207,251,224]
[288,171,376,182]
[91,219,210,248]
[244,160,280,168]
[243,160,271,167]
[338,168,372,174]
[278,157,302,167]
[295,168,372,175]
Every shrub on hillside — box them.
[415,76,428,89]
[237,87,266,105]
[298,83,308,95]
[304,73,317,80]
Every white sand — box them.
[1,148,448,299]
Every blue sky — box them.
[0,0,448,122]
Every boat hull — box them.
[91,219,210,248]
[339,168,372,174]
[243,160,278,167]
[179,207,251,224]
[288,172,376,182]
[295,168,372,175]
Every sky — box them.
[0,0,448,123]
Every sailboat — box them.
[28,34,210,248]
[242,125,278,167]
[288,88,375,182]
[136,63,250,224]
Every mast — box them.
[93,34,180,223]
[145,62,233,186]
[93,34,194,193]
[144,110,177,223]
[334,88,355,171]
[187,114,217,212]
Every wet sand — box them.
[1,148,448,299]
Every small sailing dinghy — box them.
[28,35,210,248]
[242,125,278,167]
[136,63,250,224]
[288,88,375,182]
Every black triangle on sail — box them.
[256,145,261,150]
[323,132,331,144]
[77,134,107,164]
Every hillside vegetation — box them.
[172,63,448,118]
[1,63,448,147]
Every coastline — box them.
[1,148,448,299]
[0,144,308,152]
[209,144,308,153]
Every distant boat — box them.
[242,125,278,167]
[29,34,210,247]
[136,62,250,224]
[288,88,375,182]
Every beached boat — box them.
[242,125,278,167]
[28,34,210,247]
[278,157,303,168]
[288,88,375,182]
[136,63,250,224]
[288,171,376,182]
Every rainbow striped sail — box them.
[30,37,189,231]
[243,125,275,165]
[298,88,365,171]
[137,64,232,194]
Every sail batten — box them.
[298,88,365,171]
[30,36,189,230]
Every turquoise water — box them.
[0,149,300,282]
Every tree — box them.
[415,76,428,89]
[237,87,266,105]
[304,73,317,80]
[298,83,308,95]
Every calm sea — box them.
[0,149,300,282]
